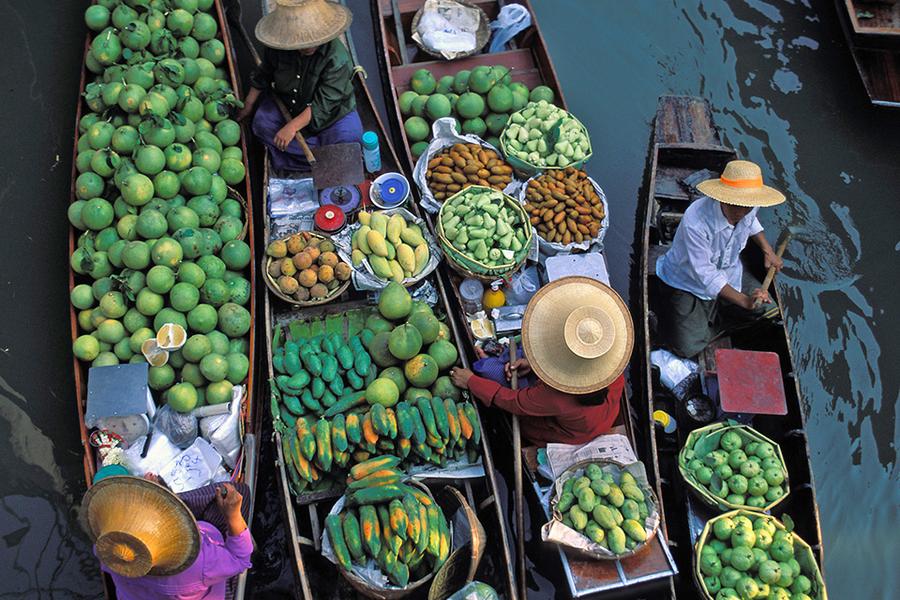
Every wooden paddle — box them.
[509,337,526,600]
[753,232,791,309]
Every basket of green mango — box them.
[679,422,790,513]
[436,186,532,281]
[694,510,827,600]
[542,459,661,560]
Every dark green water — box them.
[0,0,896,598]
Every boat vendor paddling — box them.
[655,160,785,358]
[450,277,634,447]
[82,476,252,600]
[235,0,362,171]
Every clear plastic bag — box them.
[488,4,532,52]
[154,404,198,449]
[505,265,540,305]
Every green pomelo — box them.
[136,209,168,239]
[169,282,200,312]
[398,90,418,116]
[151,237,184,268]
[206,380,233,405]
[378,282,412,320]
[153,170,181,199]
[428,340,459,370]
[99,291,127,319]
[214,216,243,242]
[135,288,164,316]
[121,241,150,269]
[146,265,176,293]
[165,143,193,172]
[456,92,485,119]
[120,20,151,51]
[225,352,249,383]
[214,119,240,146]
[366,378,400,407]
[220,240,250,270]
[90,149,121,178]
[148,364,176,391]
[431,375,461,401]
[411,142,428,161]
[71,284,95,310]
[114,338,135,360]
[86,121,115,150]
[181,166,212,195]
[111,125,140,154]
[73,335,101,361]
[367,331,398,368]
[462,117,486,137]
[199,352,228,382]
[487,84,513,112]
[84,5,110,31]
[404,354,439,388]
[92,352,120,367]
[529,85,555,103]
[81,198,115,231]
[129,328,155,353]
[467,66,495,94]
[168,206,201,232]
[68,201,86,230]
[178,261,207,287]
[425,94,452,120]
[200,278,230,307]
[186,195,219,227]
[167,382,198,413]
[219,158,245,185]
[404,117,429,143]
[217,303,250,337]
[182,334,212,362]
[404,387,431,403]
[435,75,454,95]
[410,95,429,117]
[121,173,155,206]
[221,147,242,162]
[200,39,225,65]
[485,113,509,135]
[135,145,166,176]
[388,324,423,360]
[226,277,251,306]
[410,69,436,95]
[123,308,150,333]
[97,319,127,344]
[379,366,407,394]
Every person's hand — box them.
[474,346,488,359]
[504,358,531,381]
[274,122,299,151]
[234,105,254,122]
[764,250,783,272]
[215,483,243,519]
[747,288,770,309]
[450,367,474,389]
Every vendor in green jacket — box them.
[236,0,362,171]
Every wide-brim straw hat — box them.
[522,277,633,395]
[81,476,200,578]
[255,0,352,50]
[696,160,785,208]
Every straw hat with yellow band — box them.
[81,476,200,578]
[522,277,634,395]
[255,0,353,51]
[696,160,786,208]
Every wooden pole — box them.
[753,233,791,308]
[509,337,526,600]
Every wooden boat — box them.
[259,27,518,600]
[373,0,567,171]
[834,0,900,107]
[68,1,258,596]
[637,95,826,596]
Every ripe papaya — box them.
[315,418,332,472]
[430,396,449,440]
[331,414,348,453]
[415,502,429,553]
[295,417,317,461]
[426,504,442,557]
[389,560,410,588]
[462,403,481,445]
[410,405,427,444]
[398,437,411,458]
[388,499,408,541]
[385,407,399,439]
[437,515,450,565]
[402,494,421,545]
[333,449,349,468]
[417,397,438,438]
[350,455,401,480]
[345,412,362,445]
[359,505,381,558]
[457,405,473,440]
[325,513,352,570]
[346,471,402,491]
[444,398,460,441]
[362,412,379,445]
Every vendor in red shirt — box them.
[450,276,633,447]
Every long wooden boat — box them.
[637,95,825,596]
[260,28,518,600]
[373,0,566,171]
[834,0,900,107]
[69,1,258,596]
[372,2,680,597]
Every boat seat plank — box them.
[654,165,697,201]
[391,48,544,92]
[857,48,900,103]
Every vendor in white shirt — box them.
[656,160,785,358]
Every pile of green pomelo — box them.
[399,64,556,159]
[70,0,251,412]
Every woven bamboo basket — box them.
[499,108,592,179]
[693,510,827,600]
[410,0,490,60]
[227,185,249,241]
[331,481,452,599]
[436,185,532,282]
[428,485,485,600]
[262,231,350,307]
[678,422,790,513]
[548,459,661,560]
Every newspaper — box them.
[546,433,636,479]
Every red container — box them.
[315,205,346,233]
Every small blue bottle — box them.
[362,131,381,173]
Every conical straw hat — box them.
[81,476,200,578]
[696,160,785,207]
[522,277,633,395]
[255,0,353,50]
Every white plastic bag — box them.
[650,349,698,391]
[488,4,531,52]
[199,386,244,469]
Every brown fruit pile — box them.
[266,232,351,302]
[426,143,513,202]
[523,168,605,245]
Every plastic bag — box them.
[155,404,199,449]
[650,349,698,390]
[505,265,540,305]
[413,118,518,214]
[488,4,531,52]
[446,581,499,600]
[199,386,244,469]
[413,0,481,59]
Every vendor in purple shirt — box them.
[655,160,785,357]
[83,476,252,600]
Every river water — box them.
[0,0,896,598]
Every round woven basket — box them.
[262,231,351,307]
[436,185,532,282]
[410,0,490,60]
[427,486,485,600]
[678,422,790,513]
[337,481,440,599]
[693,510,828,600]
[550,459,661,561]
[499,108,592,179]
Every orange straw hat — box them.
[696,160,786,208]
[522,277,633,395]
[81,476,200,578]
[255,0,352,50]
